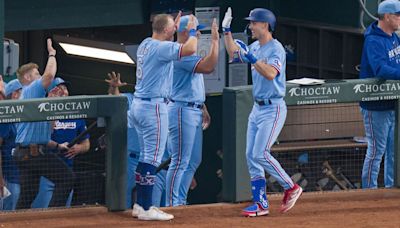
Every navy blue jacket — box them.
[359,21,400,111]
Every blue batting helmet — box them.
[244,8,276,32]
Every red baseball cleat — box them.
[280,184,303,213]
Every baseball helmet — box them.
[244,8,276,32]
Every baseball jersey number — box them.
[136,44,149,81]
[137,56,144,80]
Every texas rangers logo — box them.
[54,121,77,130]
[274,59,282,68]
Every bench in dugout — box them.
[268,103,368,192]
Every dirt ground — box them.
[1,189,399,228]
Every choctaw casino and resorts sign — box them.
[0,96,97,124]
[285,79,400,106]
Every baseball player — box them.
[105,72,140,209]
[359,0,400,189]
[165,15,216,207]
[130,12,198,221]
[31,77,90,208]
[14,39,74,209]
[0,79,23,210]
[222,7,302,216]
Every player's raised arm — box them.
[180,15,198,57]
[42,38,57,89]
[222,7,240,59]
[195,18,219,74]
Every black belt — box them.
[170,99,204,109]
[255,99,272,106]
[16,144,47,149]
[14,144,47,160]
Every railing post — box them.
[395,100,400,187]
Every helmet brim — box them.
[244,16,255,21]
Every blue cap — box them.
[378,0,400,14]
[177,15,206,32]
[48,77,70,92]
[5,79,22,97]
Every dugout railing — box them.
[0,95,127,211]
[222,79,400,202]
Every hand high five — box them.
[186,15,197,31]
[222,7,233,32]
[211,18,219,41]
[47,38,56,56]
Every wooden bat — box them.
[68,121,97,148]
[322,161,348,190]
[336,167,356,189]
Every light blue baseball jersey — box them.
[16,78,51,145]
[170,55,205,103]
[249,39,286,100]
[134,38,182,99]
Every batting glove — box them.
[222,7,232,33]
[244,51,258,64]
[230,39,250,63]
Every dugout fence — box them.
[0,95,127,211]
[222,79,400,202]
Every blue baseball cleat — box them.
[242,202,269,217]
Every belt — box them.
[255,98,283,106]
[16,144,47,150]
[169,99,204,109]
[14,144,47,161]
[255,99,272,106]
[135,97,169,103]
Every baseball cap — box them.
[378,0,400,14]
[5,79,22,97]
[177,15,206,32]
[48,77,70,92]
